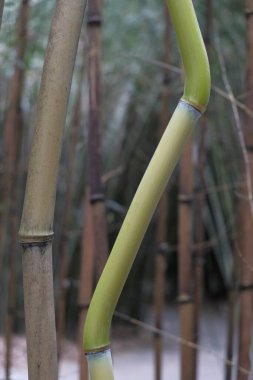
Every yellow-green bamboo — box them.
[87,349,114,380]
[19,1,86,379]
[83,0,210,377]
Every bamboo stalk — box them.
[225,249,238,380]
[56,64,84,359]
[192,0,212,378]
[178,134,195,380]
[83,1,210,378]
[78,3,108,377]
[87,0,108,282]
[3,2,29,378]
[236,2,253,380]
[153,5,170,380]
[78,190,95,380]
[19,2,86,379]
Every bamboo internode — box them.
[19,1,86,379]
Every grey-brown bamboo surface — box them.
[236,2,253,379]
[78,1,108,377]
[56,63,84,359]
[3,2,29,378]
[178,134,195,380]
[193,0,212,377]
[78,190,95,380]
[153,5,170,380]
[225,249,239,380]
[19,1,86,379]
[87,0,108,282]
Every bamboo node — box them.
[87,14,102,25]
[180,98,205,114]
[238,283,253,292]
[85,345,111,355]
[245,0,253,16]
[90,193,105,203]
[177,294,193,304]
[158,242,169,254]
[178,193,194,203]
[77,303,90,313]
[19,231,54,245]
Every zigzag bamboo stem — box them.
[83,1,210,378]
[19,1,86,379]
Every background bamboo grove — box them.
[0,0,253,380]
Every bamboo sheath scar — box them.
[19,1,86,379]
[83,0,210,378]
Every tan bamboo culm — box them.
[19,1,86,379]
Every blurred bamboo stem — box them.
[19,1,85,379]
[79,190,95,380]
[236,2,253,379]
[178,133,195,380]
[3,1,29,378]
[192,1,212,379]
[79,1,108,378]
[87,0,108,282]
[56,64,84,359]
[153,4,170,380]
[83,1,210,379]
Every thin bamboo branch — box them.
[122,54,253,118]
[19,1,86,379]
[114,311,253,378]
[217,47,253,218]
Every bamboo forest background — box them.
[0,0,251,378]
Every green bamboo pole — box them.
[19,1,85,379]
[83,1,210,378]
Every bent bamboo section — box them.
[83,0,210,378]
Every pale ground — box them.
[0,302,240,380]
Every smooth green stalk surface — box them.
[83,0,210,369]
[84,101,201,351]
[86,349,114,380]
[166,0,210,111]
